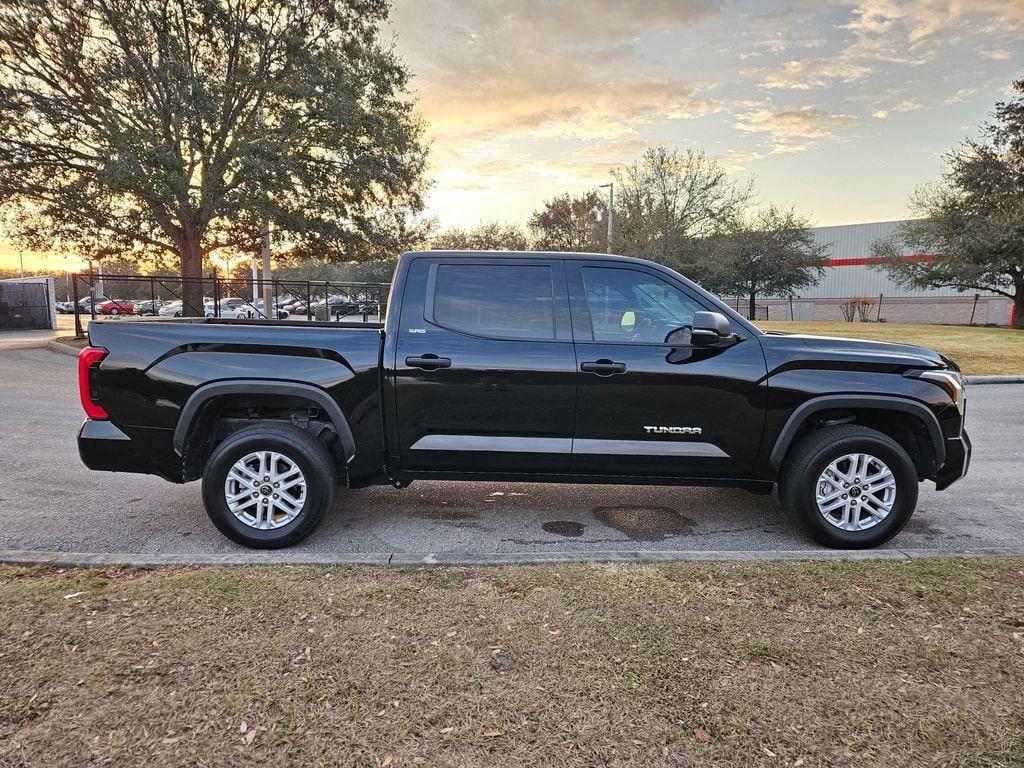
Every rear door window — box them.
[430,264,555,341]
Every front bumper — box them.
[934,429,971,491]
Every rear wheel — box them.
[778,425,918,548]
[201,423,335,549]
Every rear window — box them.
[431,264,555,340]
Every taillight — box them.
[78,346,109,420]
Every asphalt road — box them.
[1,346,1022,563]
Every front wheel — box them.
[778,425,919,548]
[201,423,336,548]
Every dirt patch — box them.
[592,505,695,541]
[541,520,585,537]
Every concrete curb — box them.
[964,374,1024,385]
[2,546,1024,568]
[47,339,81,356]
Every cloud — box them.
[981,49,1014,60]
[735,106,858,153]
[394,0,724,145]
[391,0,726,193]
[747,0,1023,92]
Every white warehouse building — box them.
[723,220,1012,325]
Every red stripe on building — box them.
[827,254,935,267]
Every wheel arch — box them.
[173,380,356,472]
[769,395,945,477]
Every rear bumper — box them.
[78,419,184,482]
[934,429,971,491]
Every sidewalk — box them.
[0,327,58,350]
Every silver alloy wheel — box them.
[815,452,896,532]
[224,450,307,530]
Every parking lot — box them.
[1,345,1021,562]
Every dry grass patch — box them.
[1,559,1023,767]
[759,321,1024,375]
[54,335,88,349]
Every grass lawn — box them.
[759,321,1024,375]
[1,559,1022,767]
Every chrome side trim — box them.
[410,435,572,453]
[572,439,729,458]
[410,434,729,458]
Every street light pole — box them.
[18,249,24,278]
[599,182,614,254]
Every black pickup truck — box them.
[78,250,970,549]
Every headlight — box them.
[918,370,966,414]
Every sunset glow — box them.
[2,0,1022,273]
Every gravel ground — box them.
[0,347,1021,561]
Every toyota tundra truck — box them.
[77,250,970,549]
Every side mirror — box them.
[690,311,732,346]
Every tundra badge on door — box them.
[643,426,702,435]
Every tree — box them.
[529,191,607,252]
[430,222,528,251]
[702,204,827,320]
[0,0,427,314]
[612,146,752,274]
[871,78,1024,328]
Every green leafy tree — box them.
[529,191,607,252]
[871,79,1024,328]
[431,222,528,251]
[612,146,752,273]
[0,0,427,314]
[702,204,827,320]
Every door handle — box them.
[580,359,626,376]
[405,354,452,371]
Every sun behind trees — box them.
[0,0,427,315]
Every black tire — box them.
[201,423,335,549]
[778,424,919,549]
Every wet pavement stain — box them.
[542,520,586,537]
[592,506,696,541]
[411,507,480,521]
[906,516,942,538]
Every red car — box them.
[97,299,135,316]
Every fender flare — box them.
[768,394,945,471]
[172,379,356,461]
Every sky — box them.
[390,0,1023,228]
[2,0,1022,272]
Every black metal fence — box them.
[0,280,52,331]
[70,271,391,338]
[726,297,770,321]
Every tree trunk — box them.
[1014,286,1024,330]
[748,290,757,321]
[179,233,205,318]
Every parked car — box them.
[96,299,135,316]
[135,300,165,316]
[157,299,216,317]
[55,301,75,314]
[77,250,970,550]
[245,299,289,320]
[311,295,374,321]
